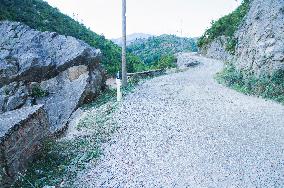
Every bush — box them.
[216,63,284,104]
[31,85,49,98]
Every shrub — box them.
[152,54,177,70]
[31,85,49,98]
[216,63,284,104]
[128,35,197,67]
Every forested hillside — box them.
[127,35,198,69]
[0,0,145,75]
[197,0,250,53]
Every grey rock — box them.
[0,21,101,86]
[0,88,4,113]
[0,105,45,138]
[177,53,201,68]
[0,105,50,186]
[36,64,104,133]
[0,21,106,134]
[6,85,28,111]
[235,0,284,76]
[200,36,234,61]
[201,0,284,77]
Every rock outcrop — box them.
[0,105,49,187]
[0,21,106,132]
[201,0,284,76]
[200,36,233,62]
[235,0,284,76]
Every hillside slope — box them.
[0,0,144,75]
[128,35,198,67]
[198,0,284,103]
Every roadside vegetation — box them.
[12,73,165,187]
[197,0,250,54]
[216,62,284,104]
[128,34,197,69]
[13,87,117,187]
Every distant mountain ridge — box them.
[112,33,153,46]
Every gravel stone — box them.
[75,54,284,187]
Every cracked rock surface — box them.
[75,54,284,187]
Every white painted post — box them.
[116,77,122,102]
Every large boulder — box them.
[0,105,50,187]
[0,21,101,86]
[0,21,106,133]
[36,64,105,133]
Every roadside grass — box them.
[216,62,284,105]
[13,88,117,187]
[12,74,155,188]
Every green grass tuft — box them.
[216,62,284,104]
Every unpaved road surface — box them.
[75,54,284,187]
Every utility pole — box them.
[121,0,127,87]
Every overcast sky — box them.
[44,0,241,39]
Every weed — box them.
[31,86,49,98]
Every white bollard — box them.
[116,78,122,102]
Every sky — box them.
[44,0,241,39]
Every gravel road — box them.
[75,54,284,188]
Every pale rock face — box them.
[235,0,284,76]
[0,21,101,86]
[201,0,284,77]
[201,36,234,62]
[0,21,106,133]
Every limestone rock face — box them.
[200,36,234,62]
[235,0,284,76]
[201,0,284,77]
[0,21,106,133]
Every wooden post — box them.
[121,0,127,87]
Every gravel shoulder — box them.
[75,54,284,188]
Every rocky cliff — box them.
[200,36,233,61]
[201,0,284,77]
[235,0,284,76]
[0,21,106,133]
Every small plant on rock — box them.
[31,85,49,98]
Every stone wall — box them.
[0,105,50,187]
